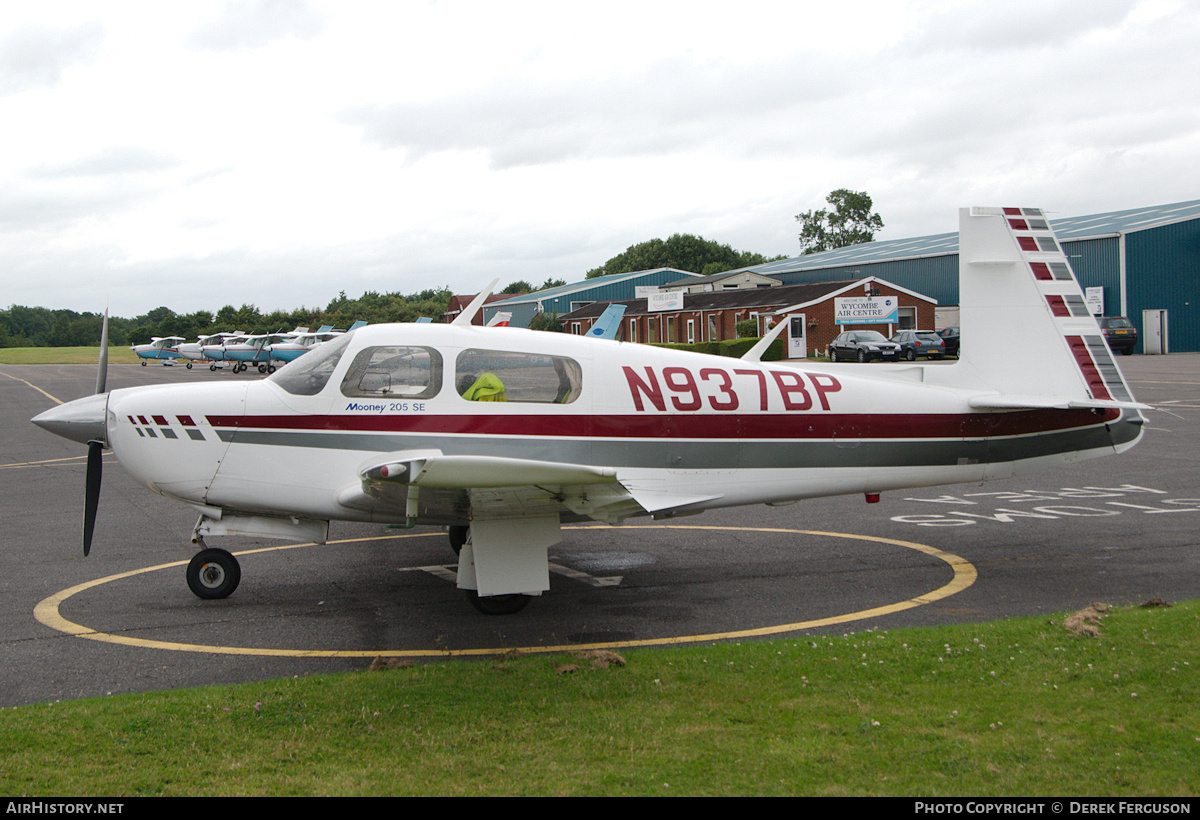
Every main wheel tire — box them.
[857,349,867,363]
[186,548,241,600]
[829,349,838,362]
[906,349,916,361]
[464,590,533,615]
[448,525,468,556]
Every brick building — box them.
[556,276,937,359]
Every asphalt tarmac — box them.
[1,355,1196,707]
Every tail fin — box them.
[586,304,627,340]
[956,207,1145,411]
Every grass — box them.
[0,346,141,365]
[1,601,1196,796]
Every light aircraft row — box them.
[33,209,1146,615]
[129,309,621,371]
[132,323,368,372]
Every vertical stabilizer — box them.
[586,304,627,340]
[957,207,1141,409]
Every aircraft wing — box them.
[340,450,722,525]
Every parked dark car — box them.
[889,330,946,361]
[827,330,902,362]
[937,326,960,357]
[1098,316,1137,355]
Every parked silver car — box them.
[890,330,947,361]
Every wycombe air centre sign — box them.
[834,295,898,325]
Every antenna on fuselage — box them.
[452,278,500,326]
[740,313,790,362]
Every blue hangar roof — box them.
[745,199,1200,276]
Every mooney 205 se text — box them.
[32,208,1146,614]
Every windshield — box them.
[856,331,888,342]
[268,332,354,396]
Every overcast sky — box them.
[3,0,1198,319]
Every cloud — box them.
[342,52,852,170]
[0,21,104,95]
[31,145,182,179]
[189,0,326,52]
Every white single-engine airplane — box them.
[131,336,185,365]
[32,208,1147,614]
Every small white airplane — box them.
[268,321,370,366]
[131,336,185,366]
[32,208,1147,614]
[178,333,242,369]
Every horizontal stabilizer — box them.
[969,394,1151,411]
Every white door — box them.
[1141,309,1168,354]
[786,314,807,359]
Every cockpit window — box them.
[455,349,581,404]
[341,346,442,398]
[268,332,354,396]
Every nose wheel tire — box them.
[186,548,241,599]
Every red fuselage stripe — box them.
[204,408,1117,440]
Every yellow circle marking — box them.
[34,526,976,658]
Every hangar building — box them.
[741,200,1200,354]
[483,268,699,328]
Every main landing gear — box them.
[463,590,533,615]
[448,525,535,615]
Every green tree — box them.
[528,311,565,332]
[795,189,883,254]
[587,234,780,279]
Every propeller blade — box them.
[84,440,103,557]
[95,309,109,395]
[84,309,109,555]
